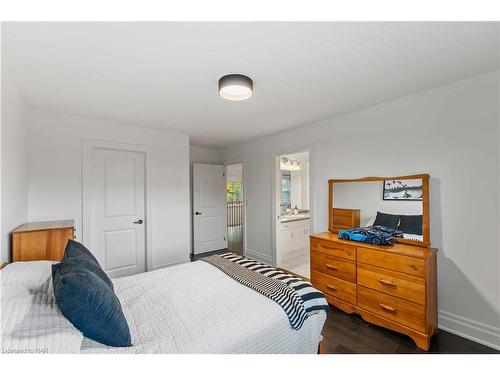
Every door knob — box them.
[194,212,202,215]
[133,219,143,224]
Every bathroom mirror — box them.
[328,174,430,247]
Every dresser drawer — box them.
[357,248,425,277]
[311,271,356,305]
[357,264,425,305]
[311,251,356,283]
[331,214,355,226]
[358,286,425,332]
[310,238,356,261]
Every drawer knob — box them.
[379,303,397,313]
[326,284,337,291]
[410,264,418,271]
[378,278,396,287]
[326,264,338,271]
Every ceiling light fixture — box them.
[218,74,253,101]
[280,157,301,171]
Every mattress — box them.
[80,260,326,354]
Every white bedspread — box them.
[1,274,84,354]
[81,260,326,354]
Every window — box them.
[281,171,291,208]
[227,181,242,202]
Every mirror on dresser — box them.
[328,174,430,247]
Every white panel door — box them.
[89,148,146,278]
[193,163,227,254]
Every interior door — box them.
[88,148,146,278]
[193,163,227,254]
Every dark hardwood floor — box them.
[191,246,242,262]
[191,225,244,261]
[191,247,498,354]
[227,225,243,253]
[321,307,499,354]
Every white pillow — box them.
[1,261,56,290]
[402,233,424,242]
[365,216,375,227]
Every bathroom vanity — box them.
[277,214,310,277]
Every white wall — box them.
[1,75,28,263]
[302,162,309,210]
[25,108,191,269]
[290,170,302,209]
[190,145,222,165]
[222,72,500,349]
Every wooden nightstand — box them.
[12,220,75,262]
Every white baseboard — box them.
[245,248,273,265]
[438,309,500,350]
[152,258,190,270]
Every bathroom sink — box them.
[281,214,309,222]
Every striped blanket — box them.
[201,253,329,330]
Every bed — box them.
[1,257,327,354]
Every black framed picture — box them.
[383,179,423,201]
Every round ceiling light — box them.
[218,74,253,101]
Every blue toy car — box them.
[338,226,403,245]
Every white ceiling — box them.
[3,22,499,147]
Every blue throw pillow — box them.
[62,240,114,290]
[52,262,132,347]
[63,239,100,264]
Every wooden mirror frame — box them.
[328,174,430,247]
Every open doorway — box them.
[226,163,244,255]
[274,150,311,278]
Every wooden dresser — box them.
[12,220,75,262]
[330,208,360,232]
[310,232,437,350]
